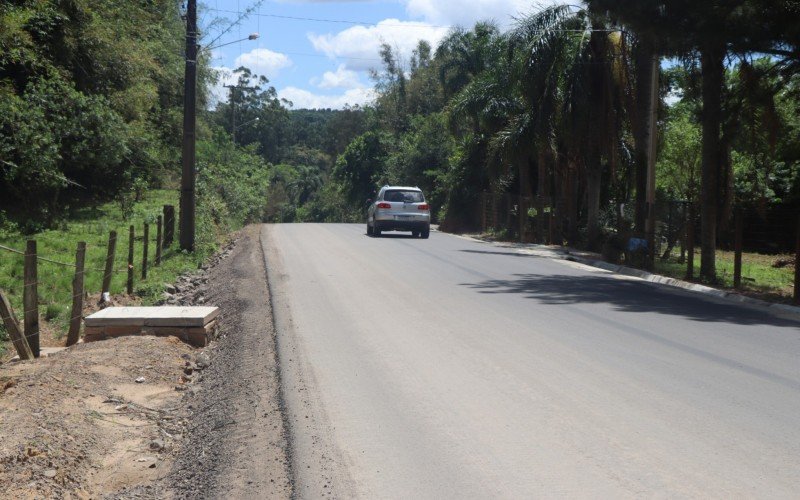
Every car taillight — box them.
[377,202,391,209]
[418,204,429,210]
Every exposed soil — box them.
[0,335,198,498]
[0,225,291,498]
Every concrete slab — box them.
[85,306,220,328]
[10,346,67,362]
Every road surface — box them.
[263,223,800,498]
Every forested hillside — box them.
[2,1,799,284]
[315,2,800,281]
[0,0,189,230]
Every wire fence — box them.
[0,205,176,360]
[480,192,799,302]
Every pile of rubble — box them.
[158,239,236,307]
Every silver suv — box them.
[367,186,431,238]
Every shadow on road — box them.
[368,233,421,239]
[459,249,545,258]
[463,273,800,328]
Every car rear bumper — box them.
[374,219,430,232]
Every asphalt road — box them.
[263,223,800,499]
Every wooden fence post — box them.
[733,208,743,289]
[0,289,33,360]
[24,240,39,357]
[155,215,163,266]
[163,205,175,247]
[794,215,800,305]
[127,225,135,295]
[66,241,85,346]
[142,223,149,280]
[686,205,695,280]
[101,231,117,296]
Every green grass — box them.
[0,190,221,356]
[655,249,796,302]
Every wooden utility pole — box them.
[645,53,659,269]
[733,209,743,289]
[0,289,33,360]
[224,85,257,145]
[481,193,487,233]
[23,240,39,357]
[66,241,85,346]
[794,216,800,305]
[179,0,197,251]
[686,205,695,280]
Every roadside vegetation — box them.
[2,0,799,353]
[205,3,799,292]
[656,250,796,302]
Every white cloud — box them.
[207,48,293,108]
[402,0,536,27]
[312,64,362,89]
[308,19,449,71]
[233,48,293,78]
[279,86,376,110]
[208,66,237,108]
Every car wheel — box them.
[374,225,382,237]
[412,230,420,238]
[421,228,430,239]
[367,223,373,236]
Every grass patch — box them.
[0,190,223,357]
[655,249,795,302]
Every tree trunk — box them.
[631,40,653,234]
[519,153,532,241]
[700,44,725,281]
[586,166,601,250]
[519,152,532,198]
[536,150,548,197]
[566,159,579,244]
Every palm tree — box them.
[509,5,629,249]
[584,0,798,279]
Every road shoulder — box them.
[167,224,292,498]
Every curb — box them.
[462,234,800,322]
[564,255,800,322]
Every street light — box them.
[205,33,259,51]
[233,117,259,144]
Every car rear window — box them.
[384,190,424,203]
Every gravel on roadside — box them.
[163,225,292,499]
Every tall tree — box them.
[586,0,799,279]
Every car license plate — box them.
[395,215,412,220]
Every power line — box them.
[205,8,625,33]
[282,51,382,62]
[206,8,452,29]
[205,1,265,50]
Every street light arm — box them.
[234,117,260,131]
[203,33,259,51]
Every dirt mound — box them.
[0,335,199,498]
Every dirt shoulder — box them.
[165,224,292,498]
[0,224,291,499]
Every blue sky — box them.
[203,0,561,109]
